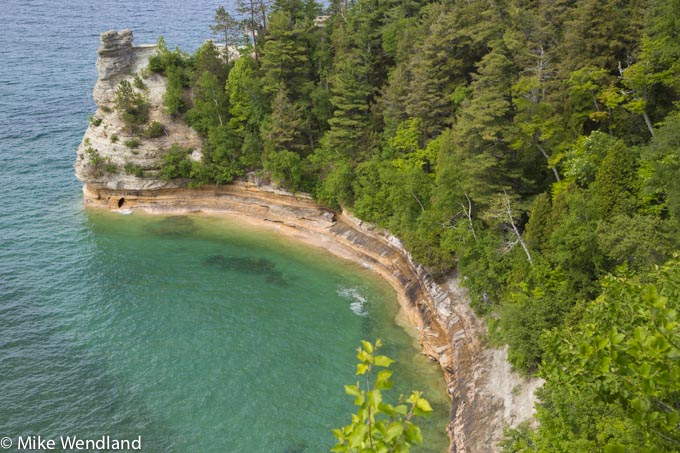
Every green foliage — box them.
[124,138,140,149]
[88,115,102,126]
[164,64,188,115]
[104,162,118,174]
[159,144,194,181]
[85,146,104,177]
[142,121,165,139]
[186,71,228,135]
[109,133,118,143]
[114,80,149,132]
[332,340,432,452]
[264,150,304,191]
[138,3,680,446]
[261,87,306,156]
[642,111,680,220]
[531,259,680,451]
[148,36,188,74]
[210,6,244,63]
[124,162,144,177]
[589,140,640,217]
[133,74,146,90]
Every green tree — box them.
[261,86,305,156]
[164,64,187,116]
[159,144,193,180]
[210,6,244,63]
[323,57,372,160]
[114,80,149,133]
[186,71,229,134]
[536,259,680,451]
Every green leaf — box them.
[599,357,611,374]
[631,397,650,413]
[357,349,373,364]
[375,370,394,389]
[404,422,423,445]
[345,384,361,397]
[348,423,369,448]
[386,422,404,441]
[416,397,433,413]
[374,355,394,367]
[368,389,383,410]
[356,363,370,375]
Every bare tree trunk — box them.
[503,190,533,266]
[212,98,223,126]
[460,193,477,241]
[412,192,425,212]
[536,142,561,182]
[643,110,655,137]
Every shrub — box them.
[142,121,165,138]
[124,162,144,177]
[85,146,110,177]
[115,80,149,132]
[110,134,118,143]
[332,340,432,451]
[133,74,146,90]
[159,144,193,180]
[124,138,140,149]
[100,105,112,113]
[88,115,102,126]
[104,161,118,174]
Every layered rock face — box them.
[75,30,202,191]
[96,29,135,81]
[77,30,541,453]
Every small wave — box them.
[337,287,369,317]
[116,209,133,215]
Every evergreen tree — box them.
[210,6,244,63]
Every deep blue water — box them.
[0,1,449,451]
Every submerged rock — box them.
[145,216,198,237]
[204,254,287,286]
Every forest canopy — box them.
[145,0,680,449]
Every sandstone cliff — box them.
[75,30,202,191]
[76,30,541,452]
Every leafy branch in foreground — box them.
[332,340,432,452]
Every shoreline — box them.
[81,181,541,452]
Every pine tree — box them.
[261,86,305,156]
[324,57,372,159]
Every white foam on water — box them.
[337,286,369,317]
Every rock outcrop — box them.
[96,29,135,81]
[76,30,542,452]
[75,30,202,191]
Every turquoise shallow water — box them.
[0,0,449,451]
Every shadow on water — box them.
[204,254,288,286]
[145,216,198,238]
[283,442,307,453]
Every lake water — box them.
[0,1,449,451]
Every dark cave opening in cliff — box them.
[117,197,125,208]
